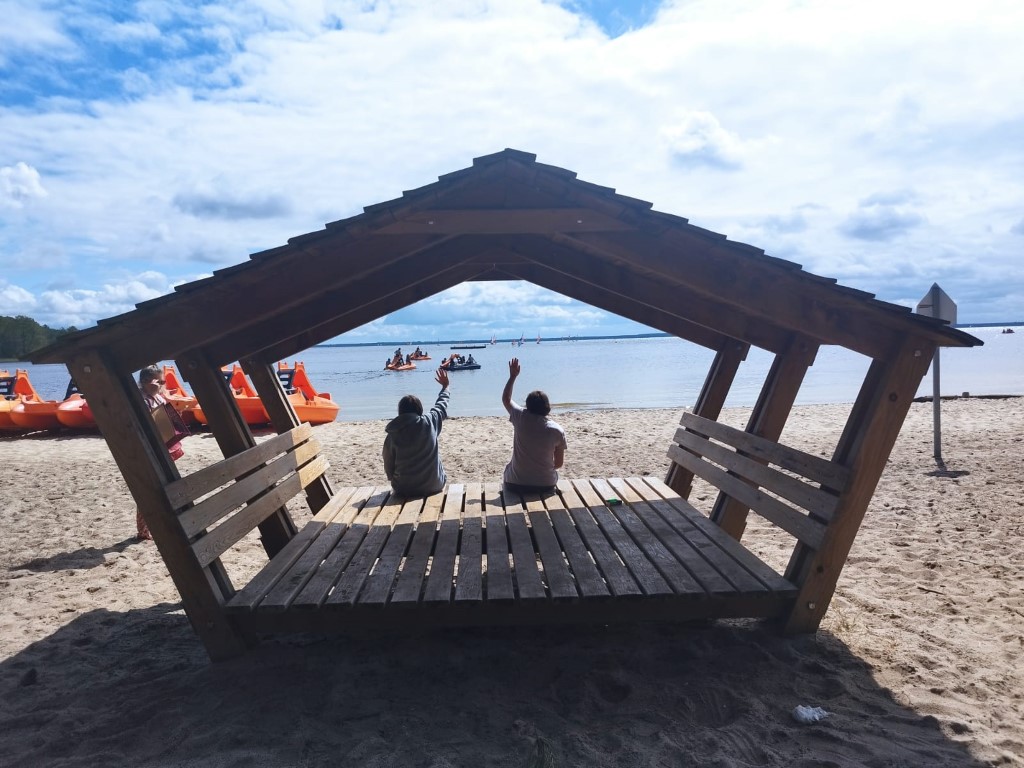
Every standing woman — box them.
[136,365,188,539]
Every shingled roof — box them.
[32,148,979,371]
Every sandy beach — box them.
[1,397,1021,767]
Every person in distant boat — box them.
[383,367,451,497]
[405,353,412,365]
[414,347,424,356]
[500,357,567,494]
[466,354,477,366]
[136,365,188,540]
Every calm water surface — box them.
[12,327,1023,422]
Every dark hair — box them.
[398,394,423,416]
[525,390,550,416]
[139,365,162,384]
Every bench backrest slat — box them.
[165,423,314,509]
[161,423,331,570]
[669,412,850,551]
[192,454,330,568]
[672,428,840,521]
[667,444,826,548]
[678,412,849,491]
[179,438,322,538]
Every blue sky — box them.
[2,0,1022,345]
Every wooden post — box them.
[666,341,748,497]
[711,336,818,540]
[243,357,335,513]
[177,349,297,556]
[783,336,935,633]
[67,350,250,661]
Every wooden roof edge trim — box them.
[321,160,516,234]
[475,148,538,166]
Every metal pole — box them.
[932,347,942,460]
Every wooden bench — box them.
[161,415,849,656]
[667,410,851,583]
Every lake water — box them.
[11,326,1022,422]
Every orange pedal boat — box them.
[277,361,339,425]
[2,369,53,432]
[56,380,97,430]
[190,364,269,426]
[190,362,339,426]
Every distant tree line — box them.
[0,315,78,360]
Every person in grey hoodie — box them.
[383,367,451,496]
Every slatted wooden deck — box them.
[226,476,797,634]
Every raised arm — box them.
[502,357,520,412]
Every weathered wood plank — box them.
[165,424,314,509]
[667,444,825,549]
[608,478,733,596]
[292,487,389,608]
[390,492,445,604]
[571,480,672,596]
[482,483,514,601]
[637,477,795,593]
[673,428,839,521]
[556,480,640,597]
[423,485,467,603]
[355,496,423,606]
[324,491,403,607]
[543,491,609,598]
[191,454,330,568]
[452,484,483,603]
[374,208,634,235]
[621,478,769,595]
[504,490,547,601]
[230,486,363,611]
[524,494,578,600]
[678,412,848,490]
[591,478,704,597]
[179,441,324,538]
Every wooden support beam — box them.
[783,336,935,633]
[66,350,250,661]
[556,230,904,359]
[205,237,493,365]
[711,336,819,540]
[373,208,635,235]
[496,261,738,352]
[252,262,492,365]
[105,233,456,373]
[665,341,749,497]
[514,234,795,353]
[177,349,297,557]
[243,360,335,514]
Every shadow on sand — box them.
[0,605,986,768]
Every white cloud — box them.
[0,0,1022,330]
[0,163,47,209]
[661,112,745,170]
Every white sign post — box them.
[916,283,958,461]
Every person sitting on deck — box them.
[501,357,567,494]
[383,367,451,497]
[466,354,476,365]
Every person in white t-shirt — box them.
[501,357,567,493]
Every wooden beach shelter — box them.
[31,149,981,661]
